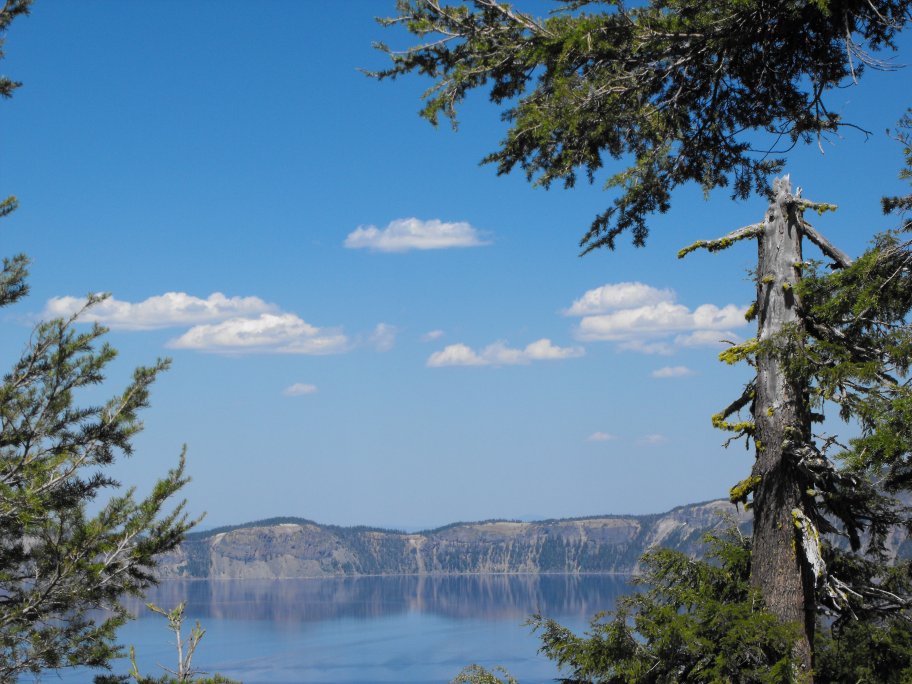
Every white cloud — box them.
[369,323,397,352]
[46,291,374,358]
[576,302,746,341]
[168,313,349,355]
[638,433,668,446]
[587,432,617,442]
[427,338,584,367]
[651,365,696,379]
[427,343,485,367]
[566,282,748,355]
[344,218,489,252]
[565,282,675,316]
[421,329,445,342]
[283,383,318,396]
[43,292,276,330]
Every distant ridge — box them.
[156,499,910,580]
[157,499,750,579]
[186,499,729,539]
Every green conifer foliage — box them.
[530,531,800,683]
[0,304,196,677]
[372,0,911,252]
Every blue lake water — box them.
[40,574,630,684]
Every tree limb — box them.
[677,223,763,258]
[799,220,854,268]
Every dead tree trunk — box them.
[750,176,816,678]
[678,176,854,680]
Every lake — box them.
[41,574,631,684]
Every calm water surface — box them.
[41,574,630,684]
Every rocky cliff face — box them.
[155,500,751,580]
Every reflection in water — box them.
[43,576,635,684]
[127,574,631,625]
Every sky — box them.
[2,2,911,531]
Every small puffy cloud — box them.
[587,432,617,442]
[43,292,276,330]
[369,323,397,352]
[421,329,445,342]
[168,313,348,355]
[283,383,318,396]
[567,282,748,355]
[565,282,675,317]
[344,218,489,252]
[427,343,485,367]
[427,338,584,367]
[638,434,668,446]
[651,365,696,379]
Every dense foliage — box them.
[530,531,799,683]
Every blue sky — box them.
[3,2,911,530]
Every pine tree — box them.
[0,297,197,677]
[1,3,197,677]
[374,1,912,675]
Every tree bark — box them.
[751,176,816,679]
